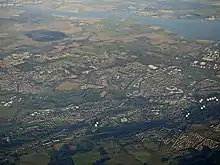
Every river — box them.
[22,6,220,41]
[88,120,177,140]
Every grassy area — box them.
[143,141,160,150]
[108,152,142,165]
[72,151,100,165]
[105,138,178,165]
[14,139,175,165]
[0,106,17,118]
[15,62,35,72]
[182,66,215,86]
[0,122,13,133]
[125,144,151,162]
[105,89,126,100]
[19,152,49,165]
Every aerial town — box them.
[1,0,220,165]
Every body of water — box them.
[0,2,17,4]
[89,120,176,140]
[23,6,220,41]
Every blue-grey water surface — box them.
[23,6,220,41]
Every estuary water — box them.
[23,6,220,41]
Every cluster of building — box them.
[202,47,220,61]
[0,2,21,7]
[135,125,220,153]
[1,17,220,160]
[197,95,219,111]
[0,0,42,8]
[191,60,218,70]
[1,96,19,107]
[173,131,219,150]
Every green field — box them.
[19,151,49,165]
[70,139,171,165]
[73,151,100,165]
